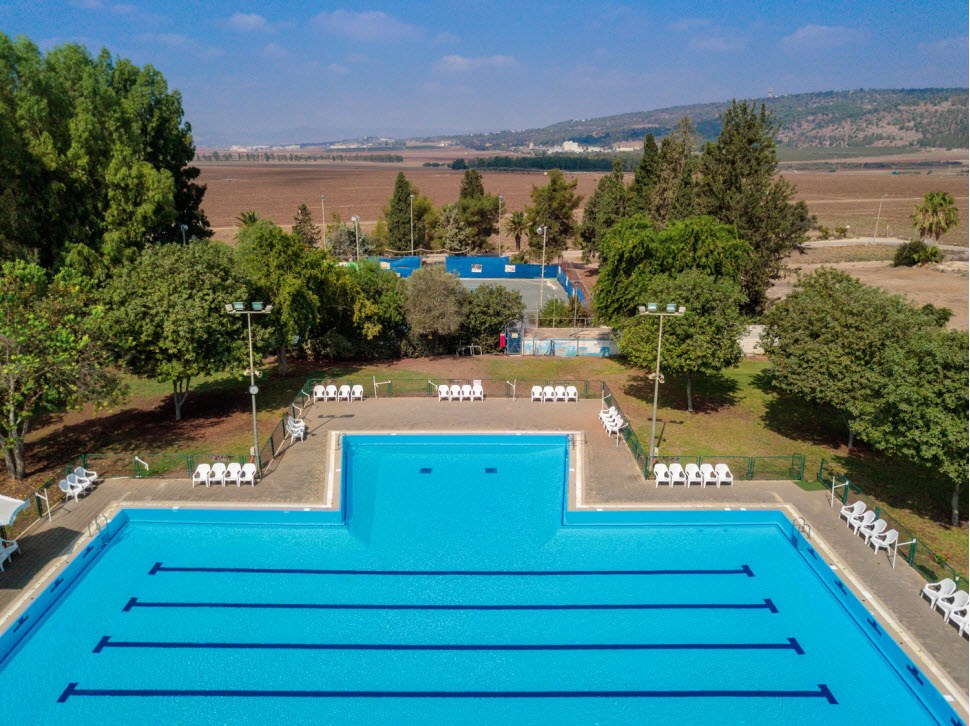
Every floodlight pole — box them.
[179,224,188,244]
[226,303,272,477]
[352,215,360,261]
[874,193,887,237]
[320,194,326,248]
[409,194,415,255]
[638,304,685,461]
[497,195,504,257]
[537,225,548,319]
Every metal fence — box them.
[654,454,806,481]
[297,377,603,401]
[818,459,964,585]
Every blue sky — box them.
[3,1,967,146]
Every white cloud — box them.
[312,10,422,41]
[261,43,289,59]
[780,24,859,50]
[228,12,269,31]
[688,35,747,52]
[434,54,516,73]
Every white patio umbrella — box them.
[0,494,30,528]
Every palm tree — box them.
[912,192,959,242]
[503,210,528,252]
[235,210,262,229]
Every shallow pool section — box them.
[0,434,961,724]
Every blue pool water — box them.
[0,434,961,724]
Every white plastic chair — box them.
[937,590,969,621]
[191,464,211,488]
[922,578,957,609]
[839,501,866,525]
[66,472,93,492]
[685,463,703,487]
[286,416,306,442]
[531,385,542,402]
[654,463,671,487]
[668,463,687,485]
[542,385,555,402]
[239,463,257,487]
[312,384,326,402]
[554,385,567,402]
[848,510,876,534]
[859,518,887,544]
[605,416,626,437]
[870,528,898,556]
[437,384,451,401]
[699,463,717,487]
[209,462,228,487]
[460,384,473,401]
[947,607,968,637]
[601,412,622,431]
[337,384,351,401]
[351,384,364,401]
[58,478,83,502]
[73,465,98,482]
[450,384,462,401]
[714,463,733,486]
[225,462,242,486]
[471,382,485,401]
[325,384,338,401]
[0,538,19,572]
[564,385,579,402]
[599,406,618,423]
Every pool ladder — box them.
[86,513,109,539]
[791,516,812,547]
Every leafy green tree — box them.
[458,169,486,199]
[525,169,583,258]
[619,270,746,413]
[328,220,373,261]
[457,169,500,253]
[580,159,628,260]
[0,262,123,478]
[235,210,262,229]
[698,101,813,312]
[852,327,968,525]
[651,117,698,225]
[236,220,334,374]
[439,204,474,254]
[503,210,528,253]
[628,133,659,215]
[411,194,439,252]
[404,265,469,353]
[0,35,208,272]
[892,239,943,267]
[538,297,589,327]
[760,268,943,449]
[595,215,751,325]
[384,172,415,252]
[461,284,525,352]
[292,204,321,248]
[100,241,251,420]
[911,191,959,242]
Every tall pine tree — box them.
[628,133,659,215]
[292,204,321,248]
[651,118,698,226]
[457,169,499,253]
[384,172,415,252]
[580,159,627,260]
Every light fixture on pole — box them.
[179,224,188,244]
[637,302,686,461]
[873,193,887,237]
[536,225,548,317]
[351,215,361,261]
[409,194,415,256]
[224,301,274,478]
[320,194,326,248]
[497,195,504,257]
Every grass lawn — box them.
[5,355,966,577]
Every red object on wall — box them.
[500,333,506,348]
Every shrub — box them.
[816,226,832,240]
[893,240,943,267]
[835,226,849,239]
[508,252,529,264]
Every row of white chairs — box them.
[192,462,258,487]
[0,537,20,572]
[438,383,484,401]
[312,384,364,402]
[599,406,626,437]
[58,466,100,502]
[531,385,579,403]
[654,462,733,488]
[920,580,968,637]
[838,501,900,555]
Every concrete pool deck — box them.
[0,396,967,713]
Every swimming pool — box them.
[0,434,961,724]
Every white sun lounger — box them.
[191,463,211,488]
[654,463,671,487]
[0,538,20,572]
[668,463,687,485]
[839,501,866,525]
[685,463,703,487]
[714,463,733,486]
[922,578,957,609]
[438,384,451,401]
[699,463,717,487]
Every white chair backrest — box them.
[227,462,241,473]
[700,463,714,473]
[685,463,700,474]
[566,385,577,393]
[879,529,898,545]
[543,385,554,394]
[313,384,324,395]
[242,463,257,477]
[461,384,472,393]
[195,463,211,474]
[211,462,227,474]
[532,385,542,394]
[555,385,566,394]
[58,479,73,492]
[950,591,970,609]
[450,384,461,394]
[654,463,668,474]
[352,384,363,394]
[714,463,729,473]
[326,384,337,394]
[439,384,449,393]
[473,379,482,387]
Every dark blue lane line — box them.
[93,634,804,654]
[58,682,837,703]
[122,596,779,613]
[147,562,756,577]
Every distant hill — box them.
[432,89,968,151]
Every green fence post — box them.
[746,458,754,481]
[584,381,589,399]
[798,455,806,480]
[907,541,917,566]
[185,454,193,477]
[388,381,393,397]
[816,459,826,482]
[841,483,849,504]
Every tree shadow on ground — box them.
[622,369,741,414]
[752,369,849,449]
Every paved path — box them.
[1,395,966,710]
